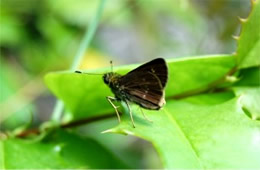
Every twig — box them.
[16,112,117,138]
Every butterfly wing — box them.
[118,58,168,110]
[124,58,168,87]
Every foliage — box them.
[0,0,259,169]
[0,130,127,168]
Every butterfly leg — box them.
[106,96,121,123]
[139,107,153,122]
[125,100,136,128]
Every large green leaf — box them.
[45,55,235,120]
[77,118,163,168]
[0,130,127,169]
[104,95,260,169]
[236,0,260,68]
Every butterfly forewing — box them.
[122,58,168,87]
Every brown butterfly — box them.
[102,58,168,127]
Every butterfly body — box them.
[103,72,128,101]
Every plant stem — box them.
[51,0,106,121]
[17,112,117,138]
[70,0,106,70]
[51,100,64,121]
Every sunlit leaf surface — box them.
[105,96,260,169]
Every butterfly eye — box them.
[103,74,109,84]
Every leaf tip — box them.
[101,128,128,135]
[101,129,115,134]
[102,128,135,136]
[122,129,135,136]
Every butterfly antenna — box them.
[110,60,113,72]
[74,70,103,75]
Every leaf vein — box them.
[163,108,204,168]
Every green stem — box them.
[51,0,106,121]
[51,100,64,121]
[70,0,106,70]
[16,112,118,138]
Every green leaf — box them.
[104,96,260,169]
[167,55,235,96]
[236,0,260,68]
[0,130,127,169]
[79,118,163,168]
[232,86,260,120]
[45,55,235,120]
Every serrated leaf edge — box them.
[234,0,259,65]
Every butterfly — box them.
[102,58,168,127]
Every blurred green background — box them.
[0,0,251,168]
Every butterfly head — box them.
[103,72,121,85]
[103,72,112,85]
